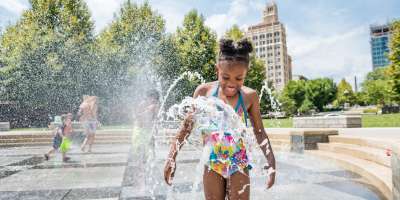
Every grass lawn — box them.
[263,118,293,128]
[10,128,50,131]
[7,114,400,131]
[362,113,400,127]
[100,125,133,129]
[263,113,400,128]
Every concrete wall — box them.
[393,143,400,200]
[290,129,338,153]
[0,122,10,131]
[293,116,361,128]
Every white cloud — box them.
[85,0,123,33]
[205,0,252,38]
[147,1,188,33]
[0,0,28,15]
[287,25,372,88]
[84,0,187,34]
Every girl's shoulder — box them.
[240,86,259,104]
[194,82,218,97]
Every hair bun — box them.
[219,39,236,57]
[236,38,253,55]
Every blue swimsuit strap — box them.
[212,83,249,127]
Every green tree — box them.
[388,20,400,103]
[298,98,315,114]
[305,78,337,111]
[224,24,244,42]
[158,9,218,109]
[175,10,217,82]
[361,69,391,105]
[282,80,306,109]
[95,1,180,123]
[0,0,95,126]
[335,79,356,107]
[278,94,296,116]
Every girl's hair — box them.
[60,114,68,132]
[218,38,253,66]
[60,114,68,124]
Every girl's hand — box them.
[164,158,176,185]
[267,170,276,189]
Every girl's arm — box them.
[248,91,276,188]
[164,84,207,185]
[167,114,194,160]
[164,106,195,185]
[168,84,206,159]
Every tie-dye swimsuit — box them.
[204,83,251,178]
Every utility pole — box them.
[354,76,358,93]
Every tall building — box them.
[245,2,292,91]
[370,23,392,70]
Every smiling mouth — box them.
[225,87,237,94]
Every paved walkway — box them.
[0,132,383,200]
[265,128,400,141]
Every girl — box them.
[79,96,98,153]
[164,39,276,199]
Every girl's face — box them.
[64,118,72,126]
[216,61,248,97]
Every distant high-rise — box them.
[370,23,392,70]
[245,2,292,91]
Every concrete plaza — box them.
[0,130,383,200]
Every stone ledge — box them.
[392,142,400,200]
[290,129,338,153]
[0,122,10,131]
[293,116,362,128]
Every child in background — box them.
[60,113,74,162]
[44,115,66,161]
[80,96,98,153]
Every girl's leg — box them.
[47,148,55,155]
[88,134,95,152]
[81,130,89,151]
[203,167,226,200]
[44,148,55,160]
[227,170,250,200]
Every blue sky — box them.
[1,0,400,88]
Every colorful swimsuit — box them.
[204,83,251,178]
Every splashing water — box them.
[157,71,206,119]
[259,80,285,127]
[259,80,281,113]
